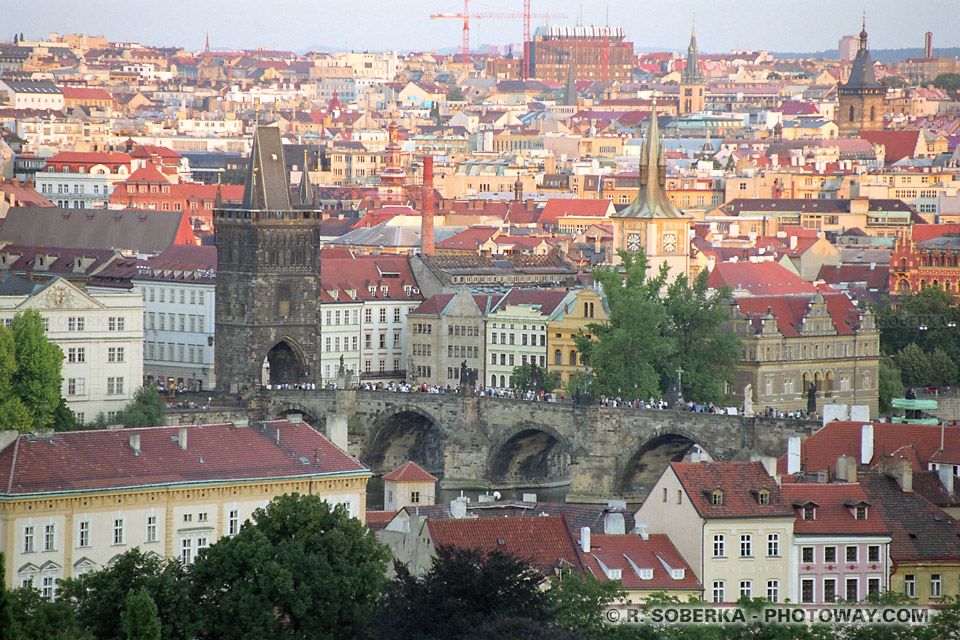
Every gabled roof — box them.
[434,226,498,251]
[817,264,888,290]
[775,421,960,476]
[861,473,960,563]
[707,261,819,295]
[670,461,793,519]
[0,420,368,496]
[733,293,860,338]
[382,460,438,483]
[427,515,584,575]
[242,125,291,210]
[538,199,613,227]
[580,533,701,591]
[490,288,570,316]
[858,130,922,164]
[780,483,889,536]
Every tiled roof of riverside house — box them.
[382,460,438,483]
[911,470,960,511]
[0,420,368,496]
[427,515,584,575]
[58,86,112,101]
[579,533,701,592]
[911,223,960,243]
[490,288,570,315]
[670,461,793,519]
[775,421,960,476]
[364,510,399,532]
[538,199,613,227]
[318,254,423,305]
[733,292,861,338]
[435,226,499,251]
[780,483,889,536]
[816,264,889,290]
[860,473,960,563]
[858,130,922,164]
[706,260,820,295]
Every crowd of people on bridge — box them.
[257,381,817,420]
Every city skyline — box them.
[4,0,960,55]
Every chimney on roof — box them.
[178,427,187,450]
[787,436,801,475]
[860,424,874,465]
[580,526,591,553]
[129,433,141,454]
[938,464,955,494]
[878,455,913,493]
[789,235,798,250]
[421,156,435,256]
[835,454,857,482]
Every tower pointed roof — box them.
[241,125,291,211]
[841,17,881,91]
[683,24,704,84]
[298,149,315,206]
[564,63,577,106]
[611,107,685,219]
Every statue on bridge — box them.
[459,360,478,394]
[807,382,817,415]
[743,384,753,417]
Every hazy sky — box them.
[4,0,958,54]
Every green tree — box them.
[191,493,390,640]
[115,386,166,428]
[8,586,87,640]
[933,73,960,92]
[575,250,673,402]
[550,570,626,637]
[894,343,930,388]
[927,348,958,386]
[575,249,739,404]
[59,548,193,640]
[53,398,83,430]
[379,546,555,640]
[510,361,561,394]
[0,310,65,432]
[0,555,14,640]
[121,587,161,640]
[447,86,465,101]
[878,358,903,414]
[661,270,740,403]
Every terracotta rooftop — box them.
[707,260,820,295]
[670,461,793,519]
[382,460,438,483]
[0,420,368,496]
[780,482,889,536]
[580,533,701,591]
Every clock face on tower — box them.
[662,232,677,254]
[626,233,640,252]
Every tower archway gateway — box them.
[214,125,323,396]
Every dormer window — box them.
[639,568,653,580]
[758,491,770,505]
[803,506,815,521]
[711,490,724,506]
[855,506,867,520]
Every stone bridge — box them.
[248,389,821,502]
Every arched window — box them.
[554,349,562,365]
[584,302,589,317]
[569,350,577,366]
[870,105,876,121]
[491,375,497,387]
[849,105,855,122]
[900,258,907,271]
[500,375,506,388]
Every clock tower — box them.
[609,107,692,282]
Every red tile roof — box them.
[365,510,399,532]
[775,421,960,476]
[130,145,181,159]
[427,515,583,575]
[58,86,113,101]
[733,293,859,337]
[858,130,921,164]
[382,460,438,483]
[671,461,793,519]
[861,473,960,563]
[912,223,960,243]
[817,264,889,290]
[780,483,889,536]
[491,288,569,316]
[707,260,819,295]
[538,199,612,227]
[0,420,368,496]
[124,163,172,184]
[435,226,498,251]
[580,533,701,591]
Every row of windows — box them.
[146,342,206,364]
[361,332,402,351]
[712,580,781,603]
[801,576,882,603]
[147,312,205,332]
[712,533,781,558]
[411,343,432,356]
[491,332,545,346]
[449,345,478,358]
[40,182,106,195]
[66,376,125,396]
[366,359,401,373]
[325,336,361,352]
[146,287,206,305]
[801,544,881,564]
[490,353,547,368]
[326,309,360,325]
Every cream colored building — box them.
[0,277,143,424]
[0,419,371,593]
[383,461,437,511]
[636,461,795,604]
[546,289,607,390]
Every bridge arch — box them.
[270,402,323,428]
[617,429,715,496]
[487,422,573,485]
[363,404,445,476]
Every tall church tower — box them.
[608,106,692,281]
[678,25,705,116]
[214,126,322,395]
[837,18,886,137]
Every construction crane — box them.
[430,0,566,71]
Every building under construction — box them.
[528,25,633,83]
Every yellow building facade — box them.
[546,289,608,390]
[0,420,371,592]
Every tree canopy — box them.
[574,250,740,403]
[933,72,960,92]
[190,493,391,640]
[0,310,69,432]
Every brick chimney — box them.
[421,156,435,256]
